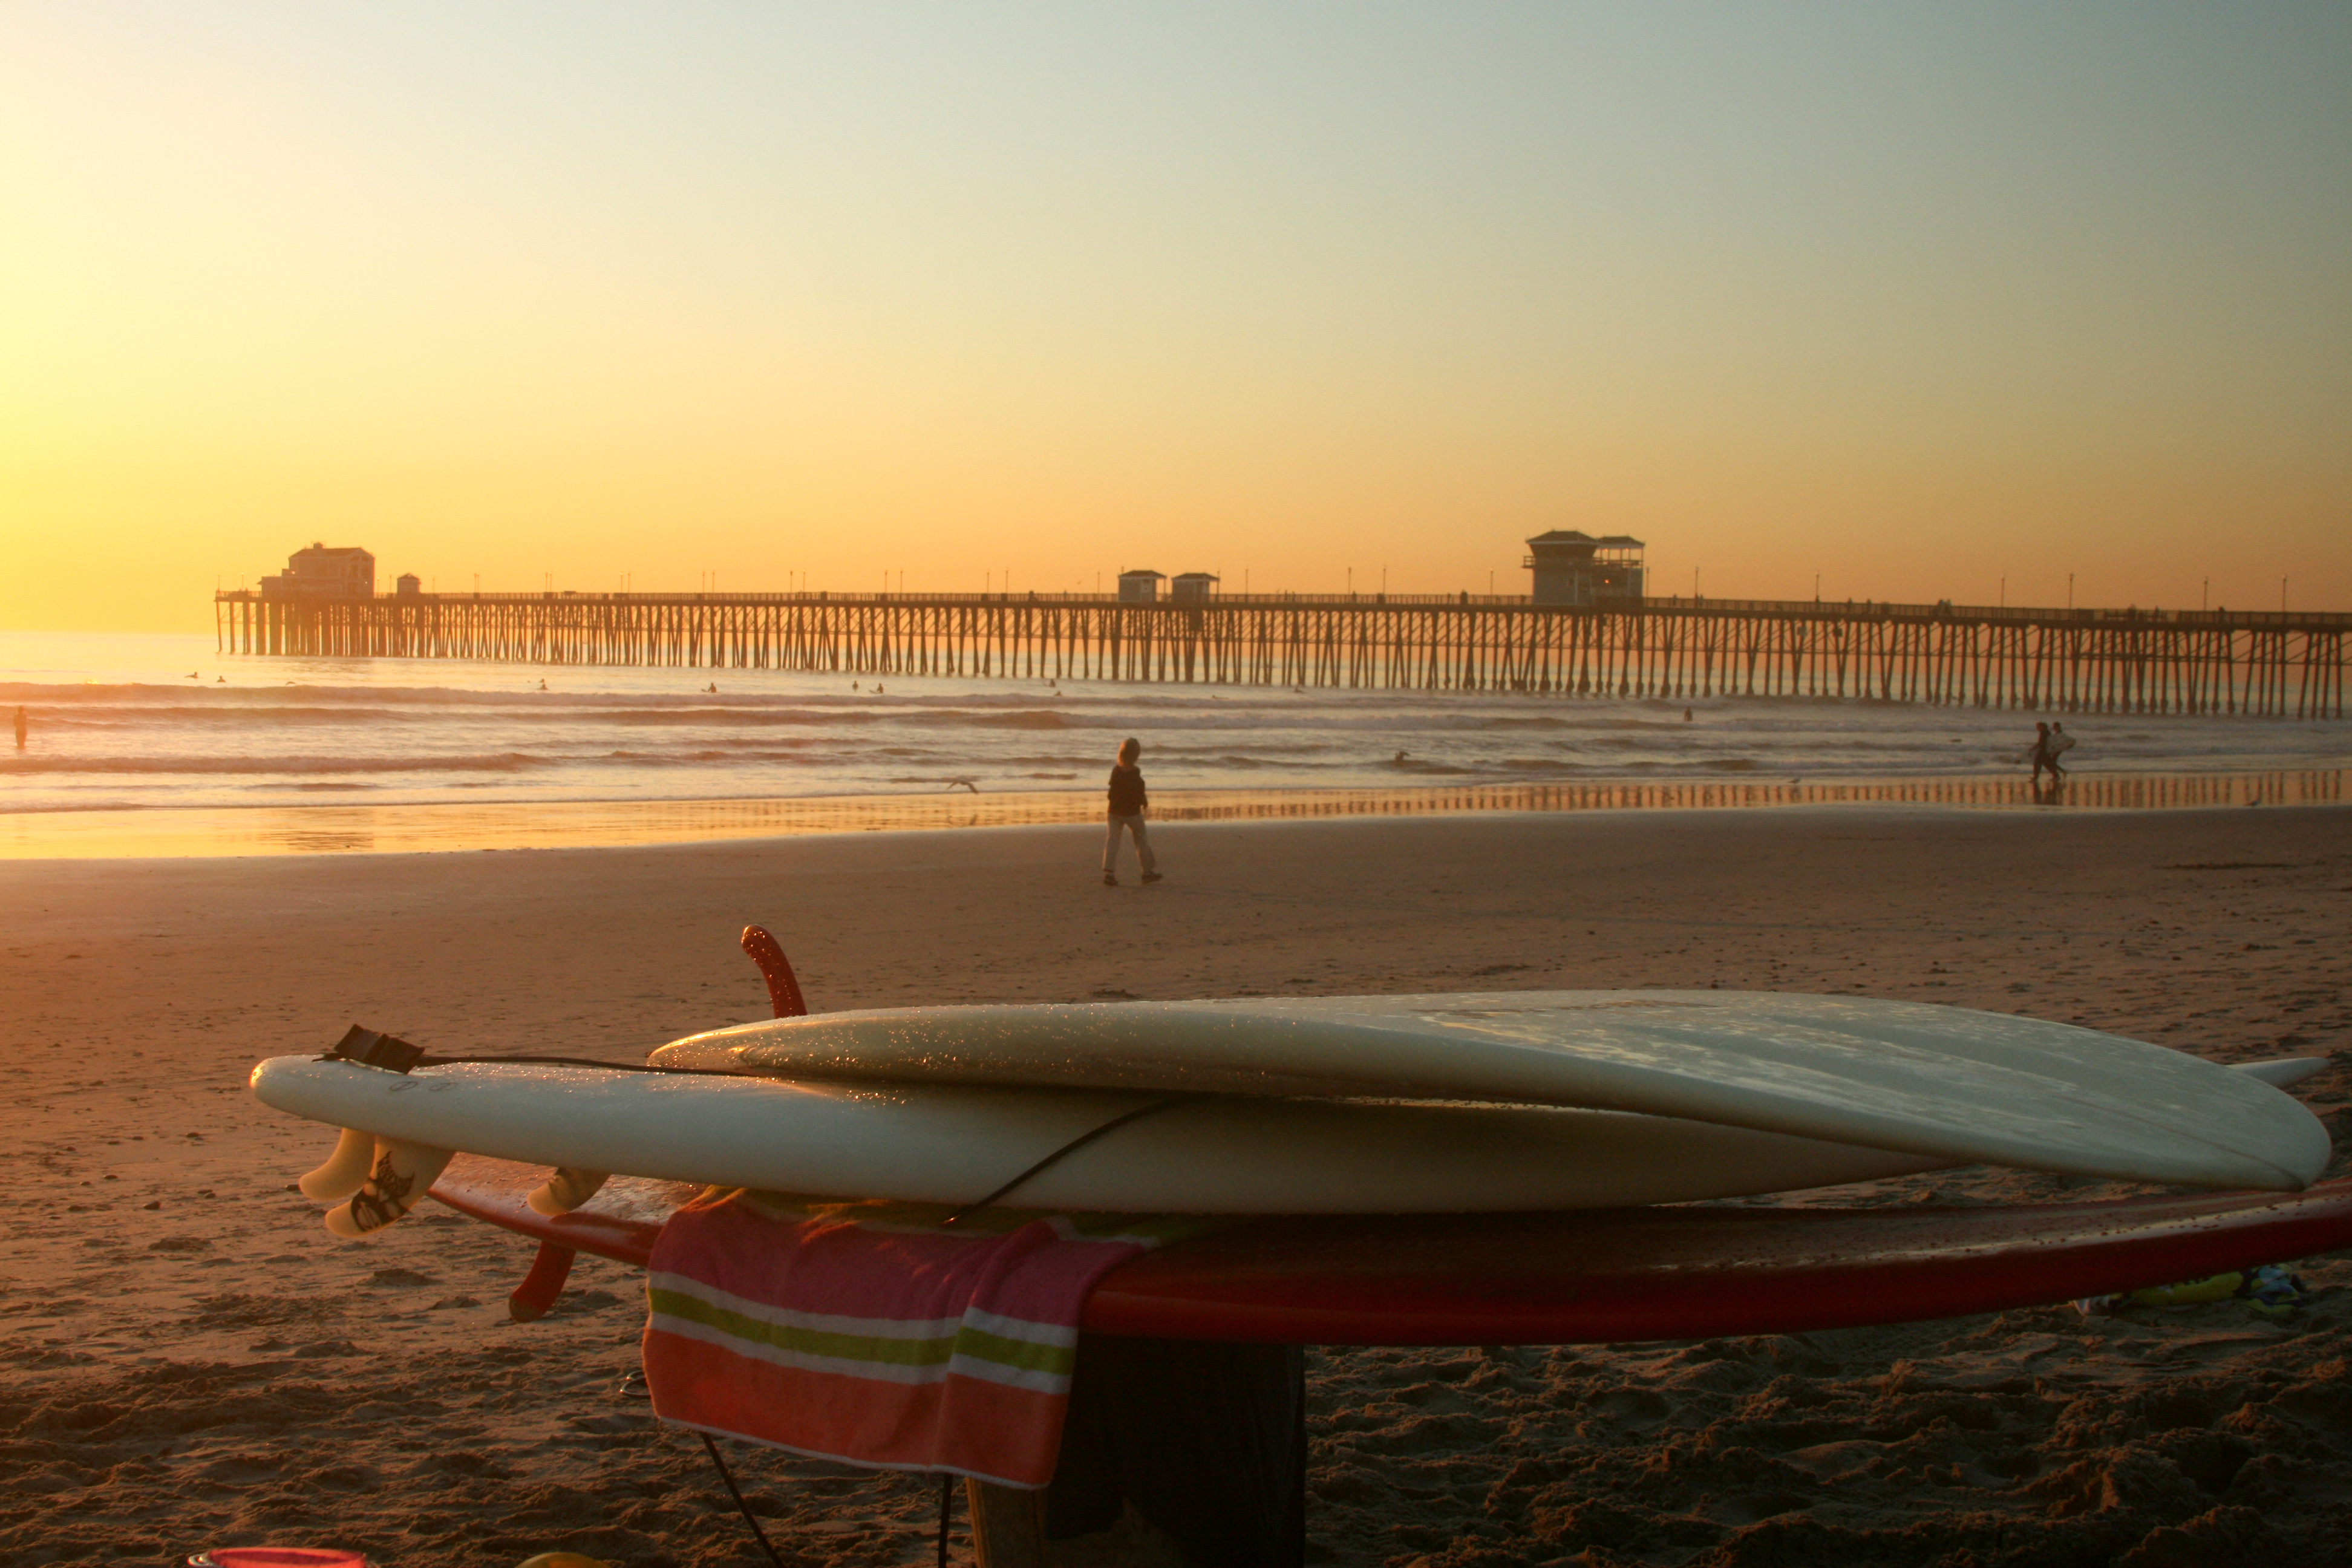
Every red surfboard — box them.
[428,1152,2352,1344]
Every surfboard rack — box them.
[430,1154,2352,1566]
[430,1154,2352,1347]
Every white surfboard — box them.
[650,992,2330,1192]
[249,1056,1959,1214]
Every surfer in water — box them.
[1103,737,1160,887]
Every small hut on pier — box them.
[1524,531,1645,606]
[260,543,376,599]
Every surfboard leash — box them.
[322,1026,1202,1224]
[321,1025,765,1078]
[319,1024,1172,1564]
[938,1095,1194,1226]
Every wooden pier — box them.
[214,589,2350,717]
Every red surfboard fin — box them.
[508,1238,577,1322]
[740,925,808,1018]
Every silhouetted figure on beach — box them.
[2028,722,2054,784]
[2046,722,2072,781]
[13,706,25,750]
[1102,737,1160,887]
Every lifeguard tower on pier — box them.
[260,543,376,599]
[1524,531,1645,606]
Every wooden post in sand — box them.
[964,1480,1049,1568]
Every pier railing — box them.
[214,590,2348,716]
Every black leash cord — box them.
[700,1431,789,1568]
[417,1052,754,1077]
[939,1096,1190,1226]
[320,1028,764,1079]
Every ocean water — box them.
[4,630,2348,823]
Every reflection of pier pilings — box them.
[1150,769,2348,820]
[19,769,2340,860]
[213,590,2350,718]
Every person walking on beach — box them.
[2028,721,2053,784]
[1103,737,1160,887]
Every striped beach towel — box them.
[641,1187,1214,1488]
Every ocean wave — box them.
[0,753,551,776]
[6,704,444,726]
[1144,742,1350,758]
[7,699,899,730]
[941,710,1076,730]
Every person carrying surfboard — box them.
[1103,737,1161,886]
[2047,721,2074,780]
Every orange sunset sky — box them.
[3,2,2347,633]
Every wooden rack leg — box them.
[964,1479,1048,1568]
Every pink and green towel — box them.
[640,1188,1212,1488]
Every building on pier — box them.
[395,573,421,596]
[260,543,375,599]
[1118,569,1166,603]
[1524,531,1644,606]
[1171,572,1221,603]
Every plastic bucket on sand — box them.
[188,1552,368,1568]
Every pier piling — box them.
[213,590,2349,717]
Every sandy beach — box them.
[4,803,2348,1567]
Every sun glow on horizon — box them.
[2,2,2347,633]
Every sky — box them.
[2,2,2347,632]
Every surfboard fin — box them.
[324,1137,454,1238]
[526,1167,610,1216]
[2232,1057,2329,1089]
[508,1240,578,1322]
[742,925,809,1018]
[298,1126,377,1202]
